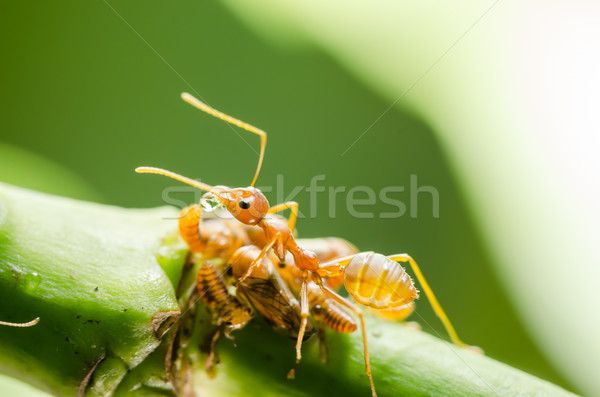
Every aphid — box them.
[137,92,476,397]
[195,245,317,374]
[227,245,316,341]
[196,262,252,373]
[184,212,354,357]
[307,283,356,335]
[196,262,252,336]
[306,282,357,364]
[275,250,363,368]
[193,216,359,362]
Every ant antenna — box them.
[181,93,266,187]
[136,167,214,192]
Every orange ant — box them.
[276,241,420,355]
[137,92,477,397]
[183,209,358,363]
[0,318,39,327]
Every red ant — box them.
[137,92,478,397]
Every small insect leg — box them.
[238,233,280,283]
[0,318,39,327]
[317,321,328,364]
[319,283,377,397]
[287,275,310,379]
[205,328,221,378]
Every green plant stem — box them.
[0,183,577,397]
[0,183,181,396]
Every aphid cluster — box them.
[138,93,477,397]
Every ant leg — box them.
[179,204,205,253]
[287,274,310,379]
[387,254,481,352]
[238,234,280,283]
[267,201,299,232]
[318,282,376,397]
[316,251,375,279]
[0,318,39,327]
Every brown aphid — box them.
[227,245,316,341]
[277,253,357,333]
[308,283,357,331]
[275,252,356,365]
[196,262,251,336]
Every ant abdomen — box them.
[343,253,418,309]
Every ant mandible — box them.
[137,92,477,397]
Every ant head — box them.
[210,186,269,226]
[136,167,271,226]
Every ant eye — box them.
[239,200,250,209]
[226,267,233,276]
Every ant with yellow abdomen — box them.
[137,92,479,397]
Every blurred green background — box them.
[0,0,577,395]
